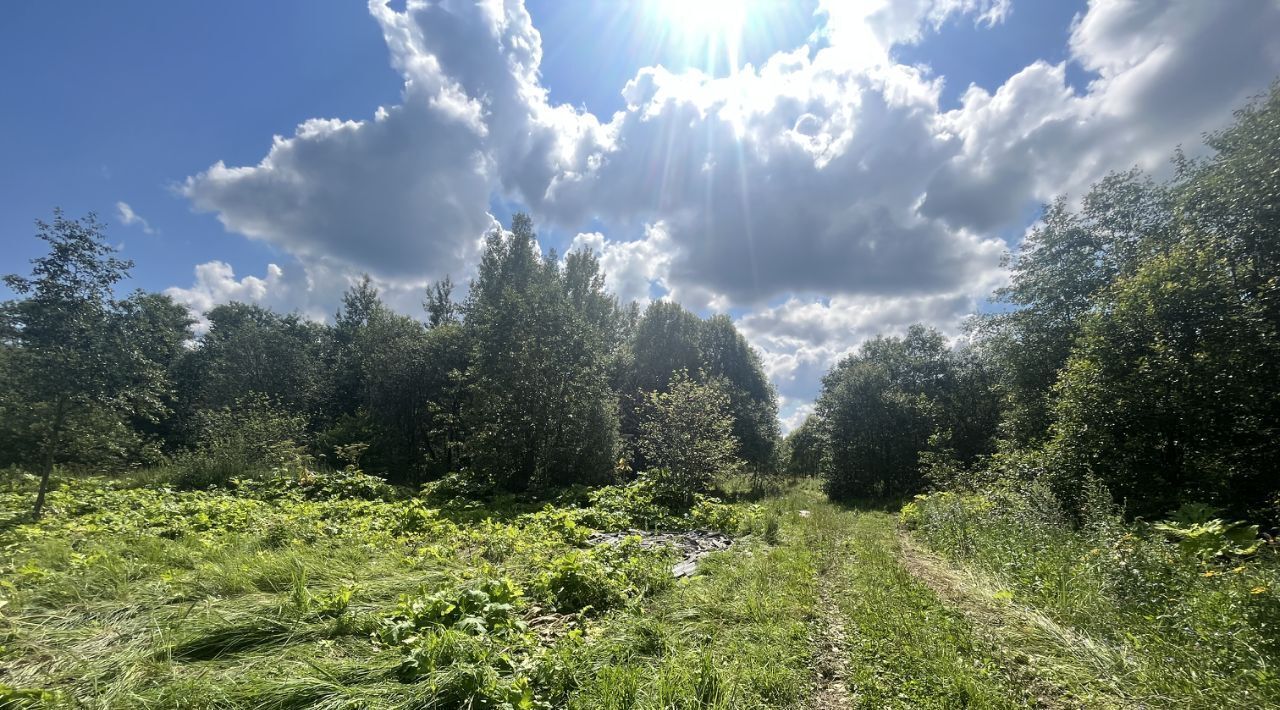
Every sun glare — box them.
[653,0,754,73]
[657,0,750,34]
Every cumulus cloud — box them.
[165,261,294,332]
[923,1,1280,231]
[736,285,995,409]
[115,201,154,234]
[164,258,451,333]
[570,222,674,306]
[177,0,1280,413]
[779,401,816,435]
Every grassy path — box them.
[770,484,1131,708]
[548,482,1130,707]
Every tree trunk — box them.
[32,396,68,520]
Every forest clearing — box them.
[5,1,1280,707]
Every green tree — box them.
[638,372,742,505]
[464,214,620,490]
[1,210,163,517]
[621,303,780,473]
[816,325,996,499]
[425,275,460,329]
[699,314,780,471]
[115,291,194,455]
[180,302,328,422]
[1047,242,1280,518]
[783,414,825,476]
[979,172,1173,445]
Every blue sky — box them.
[3,0,1278,429]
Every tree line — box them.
[1,213,779,516]
[792,83,1280,522]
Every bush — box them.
[536,538,674,614]
[420,469,498,505]
[172,395,307,489]
[581,478,680,530]
[637,374,742,505]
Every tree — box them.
[464,214,621,489]
[784,414,825,476]
[1047,242,1280,519]
[638,372,742,505]
[115,291,194,455]
[816,325,995,499]
[621,303,780,473]
[978,172,1173,446]
[1,210,160,517]
[699,315,780,471]
[180,302,328,420]
[425,275,460,328]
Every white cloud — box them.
[115,201,154,234]
[779,401,815,435]
[570,222,674,306]
[736,285,995,407]
[165,261,293,333]
[176,0,1280,414]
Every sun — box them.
[656,0,751,35]
[651,0,755,72]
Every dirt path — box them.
[811,542,854,709]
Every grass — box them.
[3,470,1275,707]
[904,485,1280,707]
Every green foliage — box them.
[638,373,743,506]
[962,85,1280,519]
[906,486,1280,705]
[622,302,779,473]
[689,495,764,536]
[0,210,179,516]
[581,478,678,530]
[535,539,673,613]
[177,302,329,430]
[817,325,999,500]
[1153,503,1262,561]
[171,393,308,489]
[782,414,825,476]
[465,214,622,490]
[1047,240,1280,518]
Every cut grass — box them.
[5,476,1267,707]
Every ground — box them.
[0,478,1190,707]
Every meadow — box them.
[4,464,1277,709]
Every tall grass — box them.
[903,482,1280,706]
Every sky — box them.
[3,0,1279,431]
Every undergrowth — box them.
[0,468,768,708]
[903,483,1280,707]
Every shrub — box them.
[637,374,742,505]
[172,395,307,489]
[581,478,679,530]
[536,538,673,614]
[688,496,763,535]
[1152,502,1262,561]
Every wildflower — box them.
[1251,586,1269,595]
[1201,570,1219,578]
[1231,566,1247,574]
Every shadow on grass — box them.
[826,495,909,515]
[168,617,314,661]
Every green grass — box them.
[905,486,1280,707]
[4,472,1273,708]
